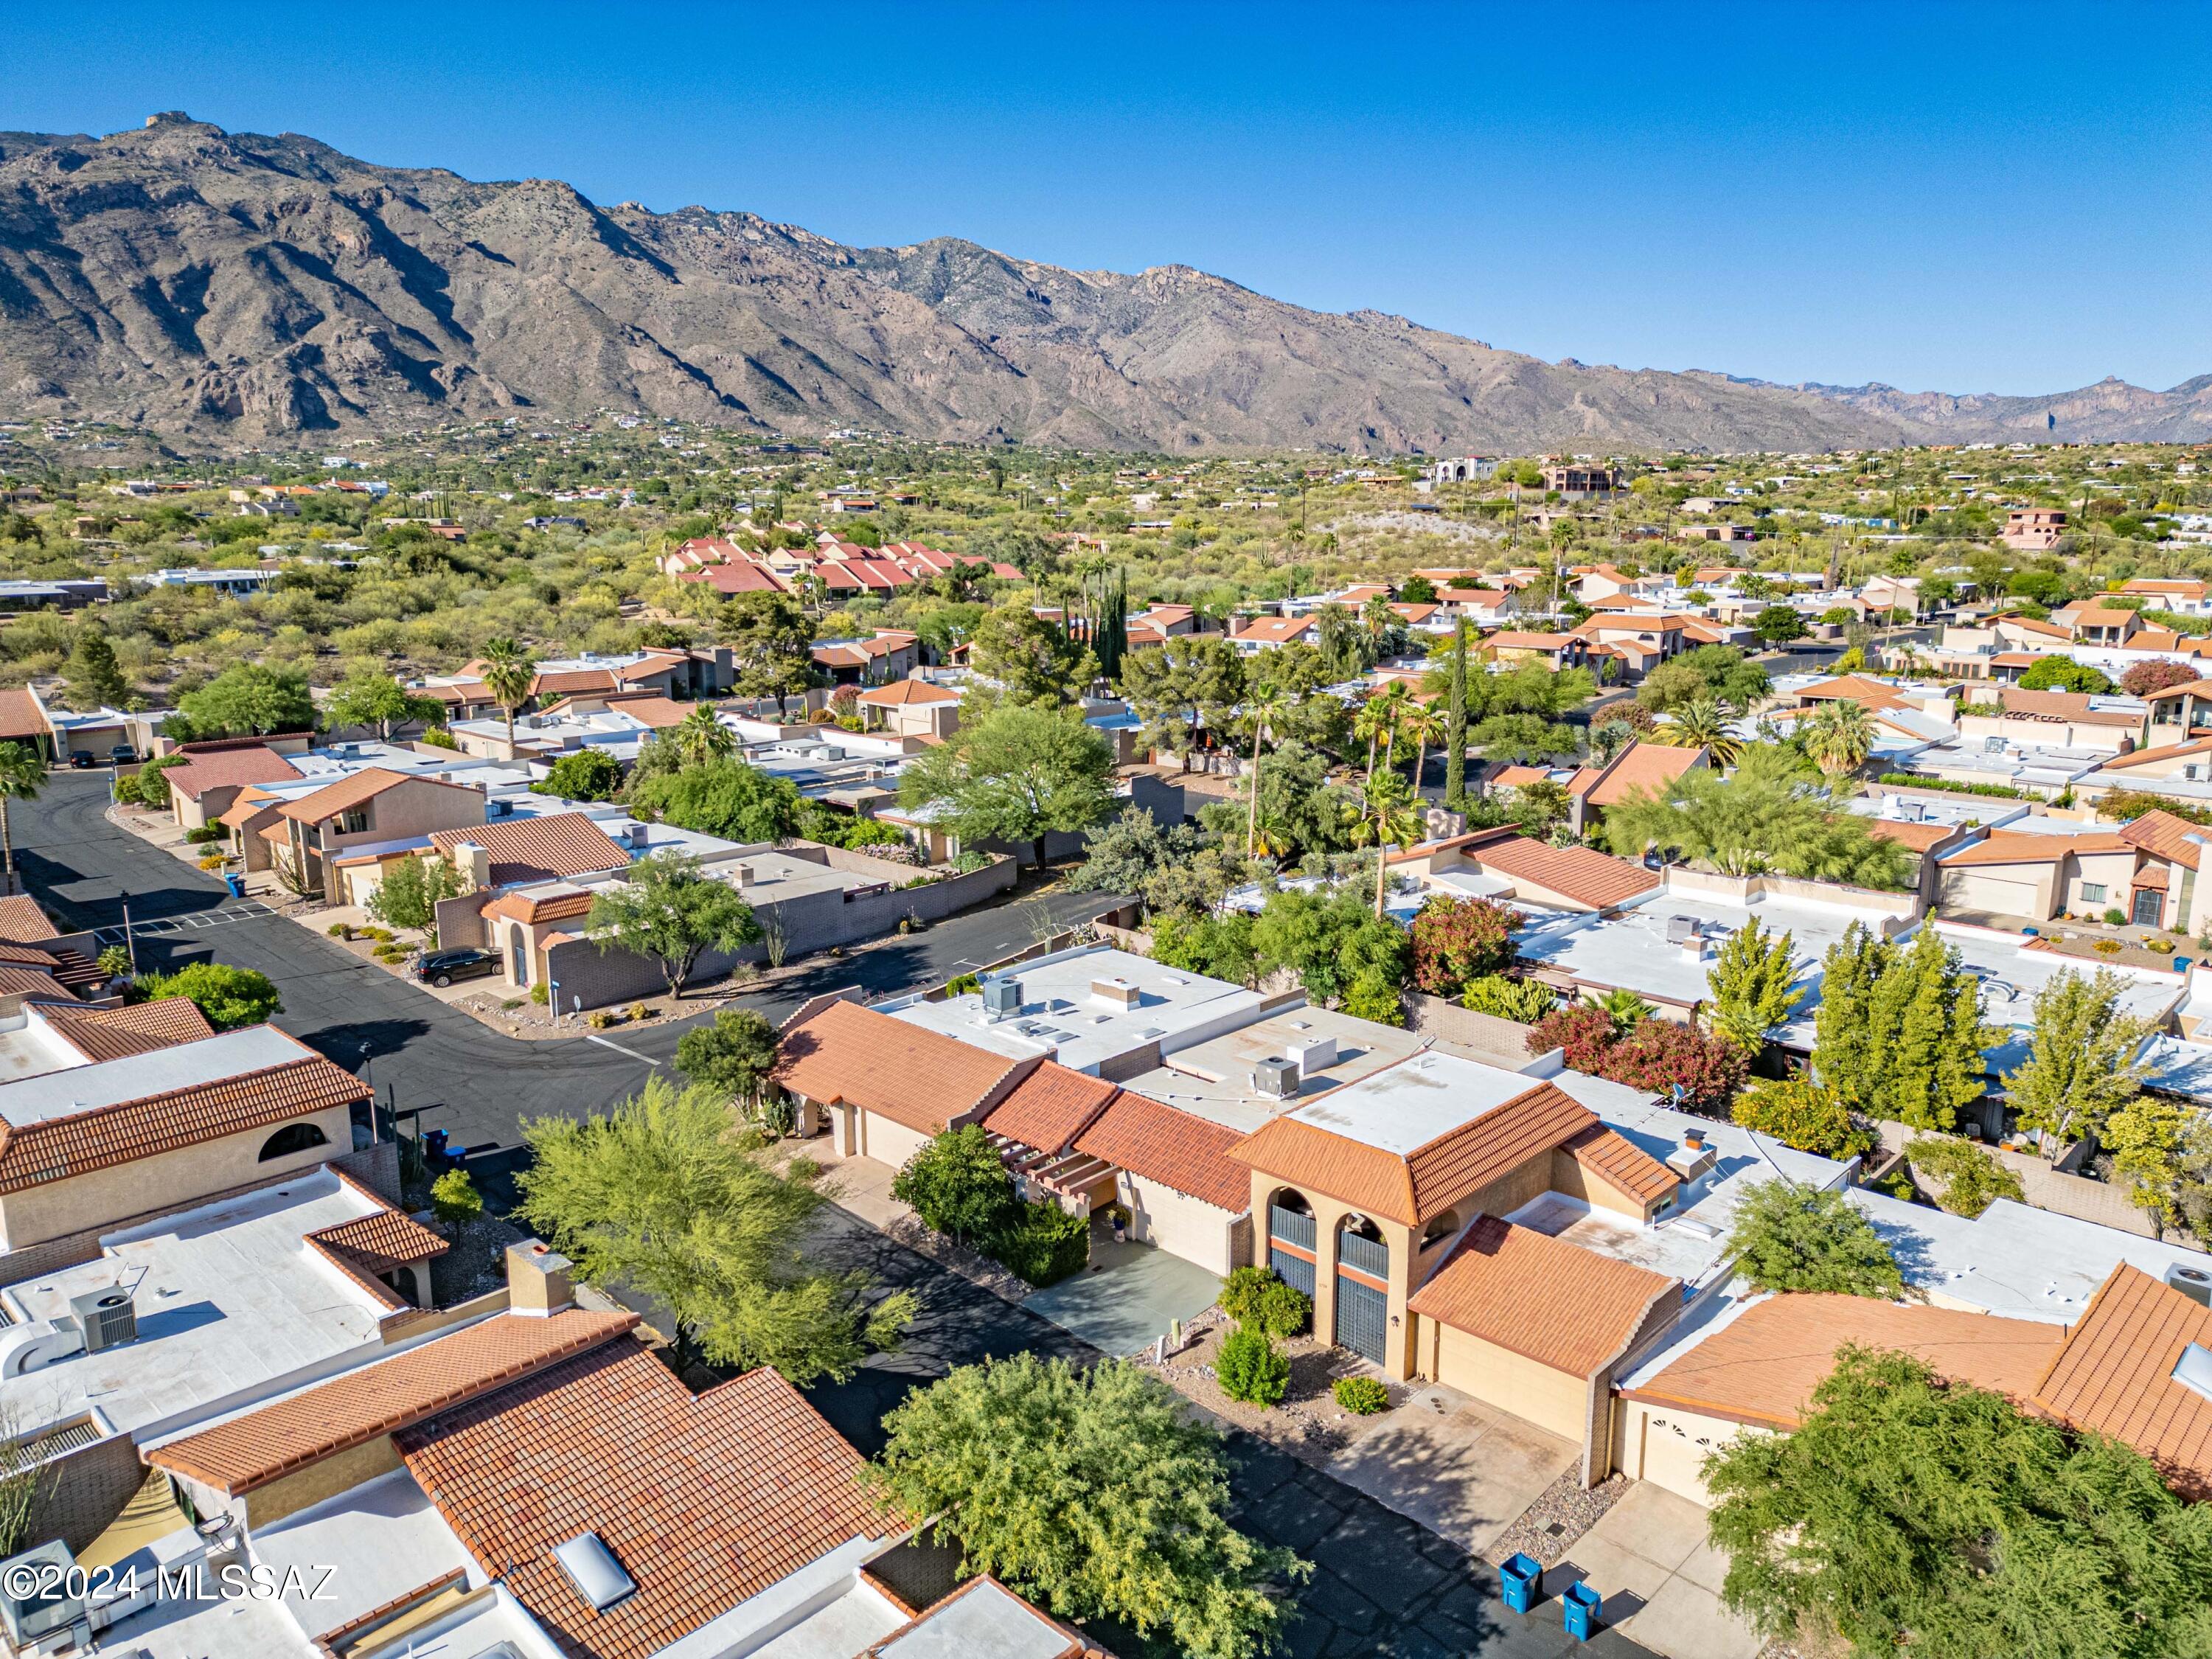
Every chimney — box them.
[1091,977,1141,1010]
[1666,1128,1717,1185]
[506,1239,574,1316]
[734,863,755,888]
[453,841,491,891]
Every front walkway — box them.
[1566,1482,1760,1659]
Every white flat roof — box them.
[884,946,1265,1075]
[0,1007,97,1085]
[0,1024,315,1128]
[1284,1049,1540,1155]
[1848,1191,2208,1324]
[255,1470,479,1641]
[1930,921,2188,1074]
[874,1578,1077,1658]
[0,1169,396,1438]
[1116,1006,1425,1133]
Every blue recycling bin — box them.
[1499,1553,1541,1614]
[223,872,246,897]
[1562,1580,1603,1641]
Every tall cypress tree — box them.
[1445,617,1469,808]
[1812,922,1893,1113]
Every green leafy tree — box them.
[1350,771,1425,917]
[1067,807,1204,900]
[1904,1134,2026,1220]
[1602,745,1910,889]
[63,629,128,709]
[891,1125,1020,1247]
[366,853,464,936]
[323,670,444,741]
[1410,894,1523,998]
[0,743,39,887]
[1724,1178,1903,1296]
[2102,1093,2191,1234]
[1705,1346,2212,1659]
[719,594,816,714]
[970,603,1096,703]
[517,1075,914,1378]
[1118,635,1242,771]
[897,700,1115,870]
[669,702,737,768]
[2017,655,2115,695]
[479,637,537,751]
[1730,1077,1874,1160]
[863,1354,1308,1659]
[1753,605,1807,643]
[2003,967,2151,1146]
[1444,616,1470,805]
[533,748,625,802]
[1219,1266,1310,1338]
[430,1168,484,1225]
[1250,884,1409,1005]
[137,961,282,1030]
[1705,918,1804,1053]
[1150,910,1261,987]
[176,663,315,738]
[628,759,804,841]
[1341,964,1405,1026]
[672,1008,782,1123]
[585,851,762,998]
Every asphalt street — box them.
[17,771,1113,1161]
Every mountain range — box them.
[3,114,2208,454]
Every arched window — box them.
[1421,1209,1461,1246]
[258,1121,330,1163]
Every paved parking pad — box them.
[1020,1230,1224,1357]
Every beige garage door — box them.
[1632,1407,1723,1506]
[862,1113,931,1171]
[1434,1324,1586,1442]
[1940,871,2043,917]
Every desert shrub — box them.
[183,824,226,844]
[990,1202,1091,1287]
[430,1168,483,1225]
[1217,1325,1290,1408]
[1459,974,1558,1023]
[1333,1376,1389,1415]
[2104,908,2127,927]
[529,981,549,1005]
[628,1001,650,1022]
[1219,1266,1311,1338]
[588,1009,615,1029]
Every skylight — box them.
[553,1532,636,1612]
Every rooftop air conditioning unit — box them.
[69,1287,135,1352]
[625,822,649,849]
[1665,916,1700,946]
[1253,1057,1298,1099]
[2166,1262,2212,1309]
[982,978,1023,1020]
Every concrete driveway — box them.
[1020,1225,1223,1357]
[1563,1483,1760,1659]
[1322,1383,1580,1559]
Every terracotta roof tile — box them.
[0,896,58,944]
[1938,829,2132,867]
[1232,1078,1599,1228]
[1409,1217,1678,1377]
[0,689,46,743]
[0,1047,369,1194]
[2120,808,2210,873]
[152,1310,636,1495]
[529,668,622,697]
[1467,835,1658,910]
[982,1062,1119,1154]
[1996,686,2143,728]
[484,887,596,926]
[37,998,215,1062]
[774,1000,1033,1137]
[1075,1092,1252,1211]
[306,1208,451,1308]
[1864,818,1955,852]
[1231,617,1315,644]
[1624,1293,2065,1430]
[858,678,961,706]
[430,813,629,885]
[2101,735,2212,770]
[276,767,474,824]
[398,1341,879,1659]
[2031,1265,2212,1497]
[0,963,65,999]
[160,745,301,801]
[1585,741,1705,808]
[1560,1122,1679,1205]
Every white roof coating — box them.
[1116,1006,1425,1133]
[883,946,1265,1075]
[254,1471,478,1639]
[875,1578,1076,1659]
[0,1006,100,1084]
[0,1170,399,1438]
[1847,1191,2210,1324]
[0,1023,315,1128]
[1930,921,2189,1076]
[1284,1049,1541,1155]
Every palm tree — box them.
[672,703,736,770]
[1241,691,1288,858]
[1352,773,1425,918]
[479,638,538,753]
[0,742,40,892]
[1397,700,1444,793]
[1590,987,1655,1035]
[1801,699,1877,780]
[1663,698,1741,767]
[1359,592,1397,661]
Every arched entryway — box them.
[507,923,532,987]
[1334,1214,1389,1365]
[1265,1188,1316,1300]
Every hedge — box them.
[988,1202,1091,1288]
[1877,773,2025,800]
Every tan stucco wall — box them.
[0,1102,352,1252]
[1548,1150,1658,1221]
[1246,1168,1418,1380]
[1116,1172,1240,1277]
[312,778,487,854]
[243,1434,401,1530]
[1430,1324,1587,1441]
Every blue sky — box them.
[4,1,2205,394]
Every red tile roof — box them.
[38,997,214,1062]
[1583,741,1705,809]
[773,999,1034,1136]
[2120,808,2210,873]
[1623,1293,2065,1430]
[398,1342,880,1659]
[1467,835,1658,910]
[160,744,301,801]
[1231,1078,1599,1228]
[1409,1217,1679,1377]
[858,678,960,706]
[276,767,476,824]
[0,1040,370,1195]
[151,1310,637,1495]
[1075,1091,1252,1212]
[0,895,59,944]
[1559,1122,1679,1206]
[529,668,622,697]
[981,1062,1119,1155]
[2031,1265,2212,1498]
[0,689,46,744]
[307,1207,451,1308]
[429,813,630,885]
[484,887,596,926]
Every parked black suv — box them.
[412,947,499,988]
